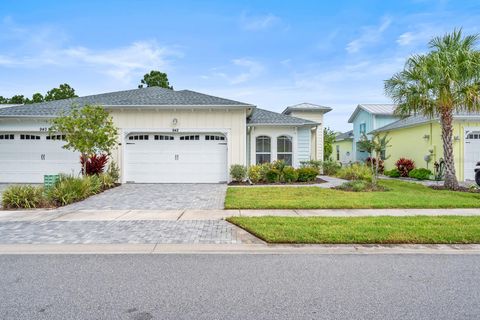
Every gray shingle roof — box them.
[247,108,318,126]
[373,112,480,133]
[348,103,397,123]
[335,130,354,141]
[282,102,332,115]
[0,87,254,117]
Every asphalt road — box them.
[1,254,479,320]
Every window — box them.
[154,135,174,140]
[205,135,225,141]
[128,135,149,141]
[277,135,292,165]
[359,123,366,134]
[180,135,199,141]
[46,134,66,141]
[20,134,40,140]
[256,136,271,164]
[336,145,340,161]
[380,149,386,160]
[0,134,14,140]
[467,132,480,139]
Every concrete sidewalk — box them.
[0,208,479,222]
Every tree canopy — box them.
[138,70,173,89]
[323,127,337,161]
[44,84,77,101]
[385,29,480,189]
[0,83,77,105]
[49,105,119,175]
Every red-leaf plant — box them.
[395,158,415,177]
[80,154,109,175]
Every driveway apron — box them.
[58,183,227,211]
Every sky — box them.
[1,0,480,131]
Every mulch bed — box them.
[430,185,480,193]
[228,177,327,186]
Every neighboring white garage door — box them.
[465,130,480,181]
[0,132,81,183]
[124,133,228,183]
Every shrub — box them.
[384,168,401,178]
[80,154,109,175]
[365,157,384,174]
[322,160,341,176]
[336,163,372,182]
[266,169,280,183]
[230,164,247,182]
[2,185,47,209]
[395,158,415,177]
[99,173,116,189]
[283,166,299,183]
[408,168,433,180]
[258,163,273,182]
[300,160,322,170]
[247,165,262,183]
[107,160,120,182]
[47,175,94,206]
[296,167,319,182]
[336,180,386,192]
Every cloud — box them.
[0,18,181,82]
[240,12,279,31]
[212,58,265,84]
[346,16,392,53]
[62,41,179,81]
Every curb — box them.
[1,243,480,255]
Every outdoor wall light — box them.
[172,118,178,126]
[454,135,460,141]
[423,134,430,140]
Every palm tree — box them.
[385,29,480,189]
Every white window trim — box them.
[276,135,293,165]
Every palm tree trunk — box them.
[440,109,459,190]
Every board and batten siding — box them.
[287,111,324,161]
[109,108,247,181]
[296,127,311,164]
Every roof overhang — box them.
[247,122,318,127]
[282,106,332,115]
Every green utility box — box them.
[44,174,59,188]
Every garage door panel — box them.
[125,133,227,183]
[465,130,480,181]
[0,133,81,183]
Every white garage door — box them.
[465,130,480,181]
[0,132,81,183]
[124,133,228,183]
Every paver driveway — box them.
[59,184,227,211]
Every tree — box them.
[323,127,336,161]
[9,95,26,104]
[138,70,173,89]
[45,83,77,101]
[31,93,44,103]
[49,105,119,175]
[358,133,391,186]
[385,29,480,190]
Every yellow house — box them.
[373,114,480,182]
[333,130,354,165]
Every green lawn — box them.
[227,216,480,244]
[225,180,480,209]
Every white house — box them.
[0,87,331,183]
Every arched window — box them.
[277,135,292,165]
[256,136,271,164]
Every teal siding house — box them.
[347,104,399,161]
